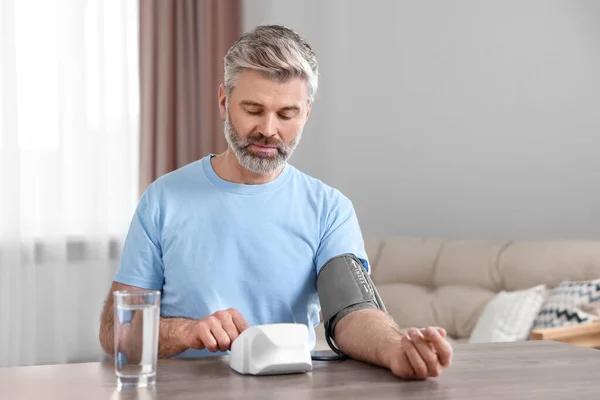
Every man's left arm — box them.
[314,192,453,380]
[333,307,452,380]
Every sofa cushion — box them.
[469,284,547,343]
[434,240,508,292]
[376,283,494,339]
[371,237,444,286]
[501,242,600,291]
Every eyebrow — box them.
[239,100,301,112]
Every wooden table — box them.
[1,341,599,399]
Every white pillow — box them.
[469,284,547,343]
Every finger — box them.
[422,327,453,367]
[214,311,241,343]
[408,328,441,377]
[228,308,250,332]
[207,317,232,352]
[220,317,241,344]
[420,327,446,338]
[403,335,428,380]
[198,325,219,352]
[420,330,436,351]
[397,336,417,380]
[421,327,446,352]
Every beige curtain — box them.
[139,0,241,194]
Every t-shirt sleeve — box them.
[315,193,369,275]
[113,188,165,290]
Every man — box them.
[99,25,452,380]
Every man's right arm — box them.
[99,282,249,359]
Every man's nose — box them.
[258,114,277,137]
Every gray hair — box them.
[224,25,319,101]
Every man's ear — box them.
[305,101,313,120]
[218,84,227,119]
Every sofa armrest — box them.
[530,321,600,348]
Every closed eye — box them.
[246,110,292,120]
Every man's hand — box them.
[387,327,453,380]
[183,308,250,352]
[332,309,453,381]
[100,282,251,358]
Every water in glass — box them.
[113,290,160,388]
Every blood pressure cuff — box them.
[316,254,387,346]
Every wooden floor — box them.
[1,340,599,399]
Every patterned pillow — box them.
[531,279,600,330]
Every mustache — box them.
[242,134,286,150]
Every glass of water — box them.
[113,290,161,389]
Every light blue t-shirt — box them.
[114,154,369,357]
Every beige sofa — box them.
[315,237,600,349]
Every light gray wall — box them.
[243,0,600,239]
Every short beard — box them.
[223,110,302,174]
